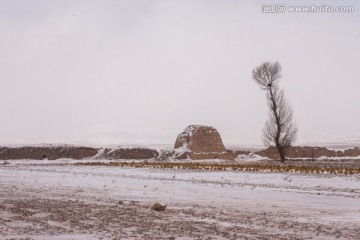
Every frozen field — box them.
[0,160,359,239]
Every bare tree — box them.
[252,61,297,162]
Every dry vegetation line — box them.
[75,161,360,175]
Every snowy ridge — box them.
[0,143,85,148]
[235,153,269,162]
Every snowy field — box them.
[0,160,359,239]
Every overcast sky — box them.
[1,0,359,146]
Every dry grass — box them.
[74,160,360,175]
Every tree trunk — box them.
[269,89,286,162]
[277,145,286,162]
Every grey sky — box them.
[1,0,359,146]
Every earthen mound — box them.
[174,125,235,160]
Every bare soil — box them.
[1,196,359,240]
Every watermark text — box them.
[262,4,354,13]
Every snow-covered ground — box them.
[1,161,359,239]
